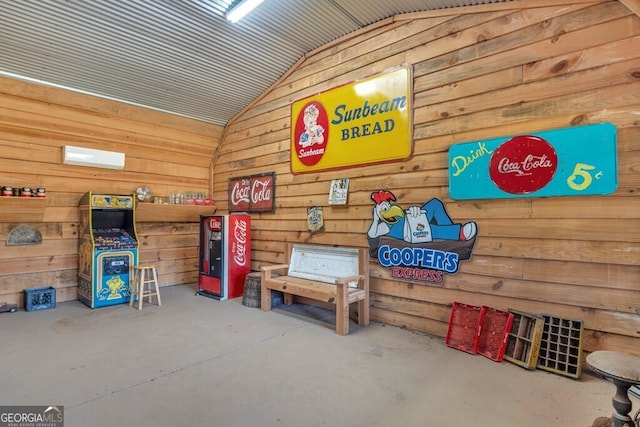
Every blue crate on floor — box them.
[24,286,56,312]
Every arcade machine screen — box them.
[92,209,137,250]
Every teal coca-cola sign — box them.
[448,123,617,200]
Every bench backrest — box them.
[287,244,361,286]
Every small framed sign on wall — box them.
[229,172,276,213]
[328,178,349,205]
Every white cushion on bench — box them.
[288,244,359,287]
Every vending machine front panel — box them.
[198,216,225,299]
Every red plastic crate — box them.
[477,306,514,362]
[445,302,484,354]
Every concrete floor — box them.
[0,284,633,427]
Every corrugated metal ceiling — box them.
[0,0,512,125]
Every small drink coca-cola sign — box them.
[229,172,276,212]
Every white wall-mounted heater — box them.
[63,145,125,170]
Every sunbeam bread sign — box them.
[290,65,413,174]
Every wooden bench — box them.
[260,243,369,335]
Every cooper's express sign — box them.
[366,190,478,285]
[448,123,617,199]
[290,65,413,174]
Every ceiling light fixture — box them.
[225,0,264,23]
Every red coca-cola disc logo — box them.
[489,135,558,194]
[294,102,329,166]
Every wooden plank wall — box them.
[0,77,223,305]
[213,1,640,355]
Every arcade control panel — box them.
[93,228,137,249]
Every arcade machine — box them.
[78,192,139,308]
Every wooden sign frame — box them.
[228,172,276,213]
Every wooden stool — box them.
[130,265,161,310]
[587,351,640,427]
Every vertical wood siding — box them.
[0,76,223,304]
[213,1,640,355]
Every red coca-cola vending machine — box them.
[198,214,251,300]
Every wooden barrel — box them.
[242,272,283,308]
[242,272,262,308]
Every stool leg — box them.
[152,267,161,306]
[129,269,137,307]
[138,268,145,310]
[144,270,151,304]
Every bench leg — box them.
[260,273,272,311]
[335,283,349,335]
[358,298,370,327]
[283,293,294,305]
